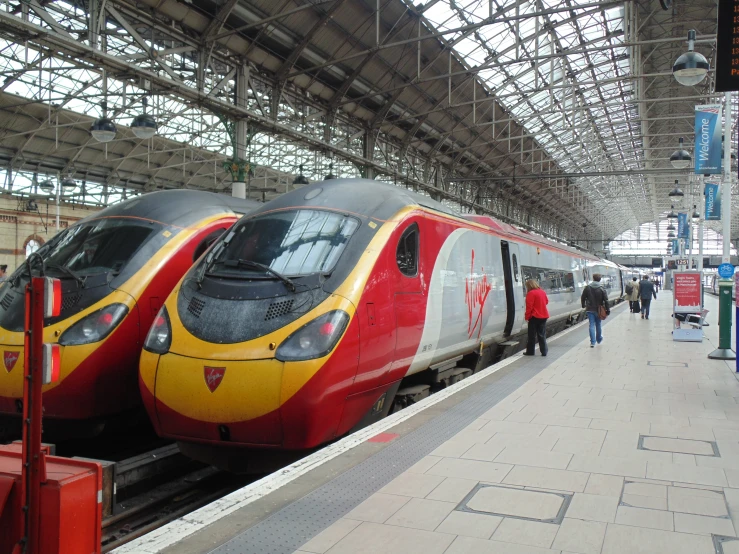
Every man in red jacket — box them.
[524,279,549,356]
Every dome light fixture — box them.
[61,177,76,191]
[666,223,676,231]
[672,30,709,86]
[131,97,157,140]
[670,137,691,169]
[667,205,678,219]
[324,163,336,180]
[668,180,684,197]
[667,231,676,238]
[292,164,309,185]
[39,179,54,194]
[91,101,117,143]
[692,205,700,219]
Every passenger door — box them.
[392,219,425,376]
[501,241,525,336]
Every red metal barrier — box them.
[0,274,102,554]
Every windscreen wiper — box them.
[214,259,297,292]
[45,263,85,287]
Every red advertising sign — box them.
[674,272,701,309]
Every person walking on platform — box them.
[626,277,640,313]
[639,275,657,320]
[581,273,609,347]
[523,279,549,357]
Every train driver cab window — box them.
[396,223,419,277]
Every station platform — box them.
[117,291,739,554]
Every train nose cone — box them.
[150,353,284,446]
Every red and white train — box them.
[139,179,624,468]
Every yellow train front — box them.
[141,179,621,468]
[0,190,257,436]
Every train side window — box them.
[396,223,419,277]
[512,254,519,282]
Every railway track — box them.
[101,461,252,552]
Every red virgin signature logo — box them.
[464,250,492,339]
[204,366,226,393]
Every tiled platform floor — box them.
[294,293,739,554]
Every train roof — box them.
[76,190,260,228]
[254,178,603,262]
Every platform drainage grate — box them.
[456,483,572,524]
[713,535,739,553]
[638,435,720,457]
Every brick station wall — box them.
[0,195,100,274]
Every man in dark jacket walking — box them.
[581,273,609,347]
[639,275,657,319]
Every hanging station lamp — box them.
[692,205,700,219]
[668,180,684,197]
[39,179,54,194]
[292,164,309,185]
[324,163,336,180]
[131,97,158,140]
[666,222,676,231]
[667,205,678,219]
[669,138,691,169]
[91,102,117,143]
[60,177,76,191]
[667,231,676,238]
[672,29,709,86]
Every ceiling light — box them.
[668,231,676,238]
[131,113,157,140]
[668,180,684,197]
[670,137,691,169]
[292,164,309,185]
[61,177,76,191]
[692,205,700,219]
[666,223,676,231]
[673,30,709,86]
[131,96,157,140]
[667,206,678,219]
[91,116,117,143]
[324,163,336,180]
[39,180,54,194]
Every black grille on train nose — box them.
[188,296,206,318]
[0,293,13,310]
[264,299,294,320]
[61,293,81,311]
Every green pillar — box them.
[708,279,736,360]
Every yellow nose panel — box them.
[154,353,284,422]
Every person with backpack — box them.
[639,275,657,319]
[581,273,609,347]
[523,279,549,357]
[626,277,640,313]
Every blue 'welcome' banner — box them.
[672,239,679,255]
[705,182,721,220]
[677,213,689,239]
[695,104,723,174]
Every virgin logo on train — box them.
[204,367,226,393]
[464,250,492,340]
[3,351,19,373]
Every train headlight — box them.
[275,310,350,362]
[144,306,171,354]
[58,304,129,346]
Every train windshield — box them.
[41,219,155,277]
[212,209,359,278]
